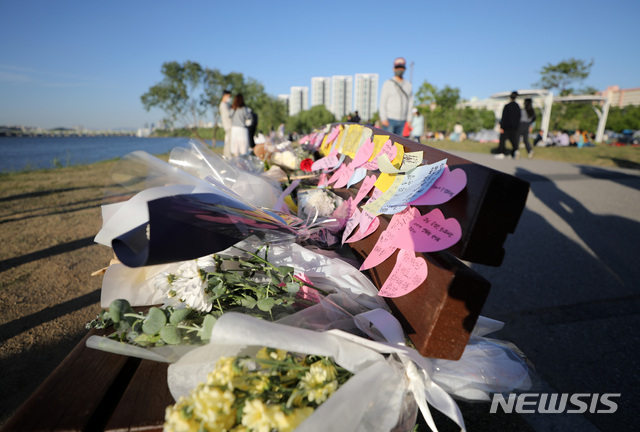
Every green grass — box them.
[425,139,640,170]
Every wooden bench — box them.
[2,124,529,431]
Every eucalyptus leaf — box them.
[257,297,276,312]
[169,308,192,325]
[142,307,167,335]
[159,325,182,345]
[201,314,217,340]
[109,299,133,323]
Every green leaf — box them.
[142,307,167,335]
[169,308,192,326]
[257,297,275,312]
[284,282,301,293]
[277,266,294,275]
[200,315,217,340]
[240,297,257,309]
[114,320,131,332]
[159,325,182,345]
[109,299,133,323]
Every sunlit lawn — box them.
[425,139,640,170]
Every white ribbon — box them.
[350,309,466,432]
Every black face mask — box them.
[394,69,405,78]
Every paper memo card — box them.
[359,229,395,271]
[377,151,423,174]
[359,207,420,270]
[377,249,428,298]
[353,174,377,206]
[347,167,368,189]
[370,134,391,158]
[324,125,341,147]
[409,166,467,206]
[380,159,447,209]
[351,137,374,167]
[311,152,340,172]
[342,208,361,245]
[362,138,396,171]
[332,161,355,189]
[346,215,380,244]
[341,124,364,158]
[332,124,350,153]
[388,208,462,253]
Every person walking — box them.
[410,108,424,143]
[379,57,413,135]
[229,93,252,157]
[495,91,521,159]
[219,90,233,158]
[518,98,536,158]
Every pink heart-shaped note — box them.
[361,139,397,171]
[359,229,397,270]
[326,164,347,185]
[351,138,374,167]
[346,215,380,244]
[333,162,355,189]
[388,208,462,252]
[409,166,467,206]
[378,249,428,298]
[311,153,339,171]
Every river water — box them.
[0,136,223,173]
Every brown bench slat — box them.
[1,330,139,432]
[104,360,171,432]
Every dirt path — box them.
[0,161,117,425]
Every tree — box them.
[435,85,460,110]
[287,105,336,134]
[141,61,207,137]
[534,58,594,96]
[143,61,287,144]
[415,81,437,107]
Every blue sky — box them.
[1,0,638,130]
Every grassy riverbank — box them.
[429,139,640,170]
[0,160,118,425]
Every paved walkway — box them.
[447,151,640,432]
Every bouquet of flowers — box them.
[164,348,352,432]
[87,239,388,362]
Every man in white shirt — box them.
[379,57,413,136]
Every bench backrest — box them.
[324,123,529,359]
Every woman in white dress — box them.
[229,94,252,157]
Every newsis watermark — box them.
[490,393,621,414]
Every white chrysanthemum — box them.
[272,150,299,170]
[153,255,216,312]
[303,190,336,217]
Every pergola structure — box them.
[490,90,611,143]
[553,94,611,143]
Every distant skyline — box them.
[1,0,639,130]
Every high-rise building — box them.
[289,87,308,117]
[354,73,379,121]
[331,75,353,120]
[311,77,331,110]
